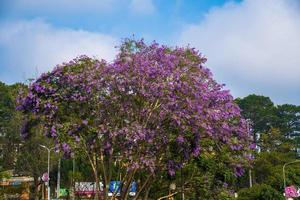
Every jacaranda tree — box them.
[18,40,253,199]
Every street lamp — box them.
[57,158,61,199]
[39,145,54,200]
[246,119,253,188]
[71,152,75,200]
[283,160,300,189]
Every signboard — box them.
[75,182,96,194]
[0,181,9,186]
[75,181,136,196]
[59,188,69,197]
[10,181,21,186]
[108,181,121,196]
[75,182,103,195]
[0,176,34,186]
[107,181,137,196]
[129,181,137,196]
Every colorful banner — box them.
[75,181,136,196]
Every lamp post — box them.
[70,152,75,200]
[57,158,61,199]
[39,145,54,200]
[283,160,300,189]
[246,119,253,188]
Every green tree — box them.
[15,124,57,200]
[275,104,300,137]
[275,104,300,154]
[0,82,59,200]
[0,82,26,170]
[236,95,300,154]
[235,95,277,142]
[235,95,300,198]
[149,138,241,200]
[259,128,294,153]
[238,184,284,200]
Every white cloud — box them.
[130,0,155,15]
[178,0,300,105]
[0,20,118,83]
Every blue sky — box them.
[0,0,235,44]
[0,0,299,105]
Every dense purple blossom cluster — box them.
[18,40,252,177]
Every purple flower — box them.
[50,126,57,137]
[75,136,80,142]
[20,121,30,138]
[223,182,228,188]
[192,146,200,157]
[168,168,176,176]
[249,143,256,150]
[61,143,71,158]
[176,135,185,144]
[17,39,253,180]
[234,165,245,177]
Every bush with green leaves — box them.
[238,184,284,200]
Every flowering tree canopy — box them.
[18,40,253,199]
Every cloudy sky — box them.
[0,0,299,105]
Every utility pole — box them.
[48,149,50,200]
[39,145,54,200]
[246,119,253,188]
[181,156,185,200]
[249,169,253,188]
[73,154,75,200]
[283,160,300,189]
[57,158,61,199]
[70,152,75,200]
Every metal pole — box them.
[283,163,286,189]
[283,160,300,189]
[249,169,253,188]
[247,119,253,188]
[71,153,75,200]
[42,182,45,200]
[181,156,184,200]
[57,158,61,199]
[39,145,54,200]
[47,148,50,200]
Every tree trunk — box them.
[133,174,153,200]
[94,169,102,200]
[85,148,103,200]
[99,152,109,200]
[120,169,136,200]
[143,186,151,200]
[33,176,40,200]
